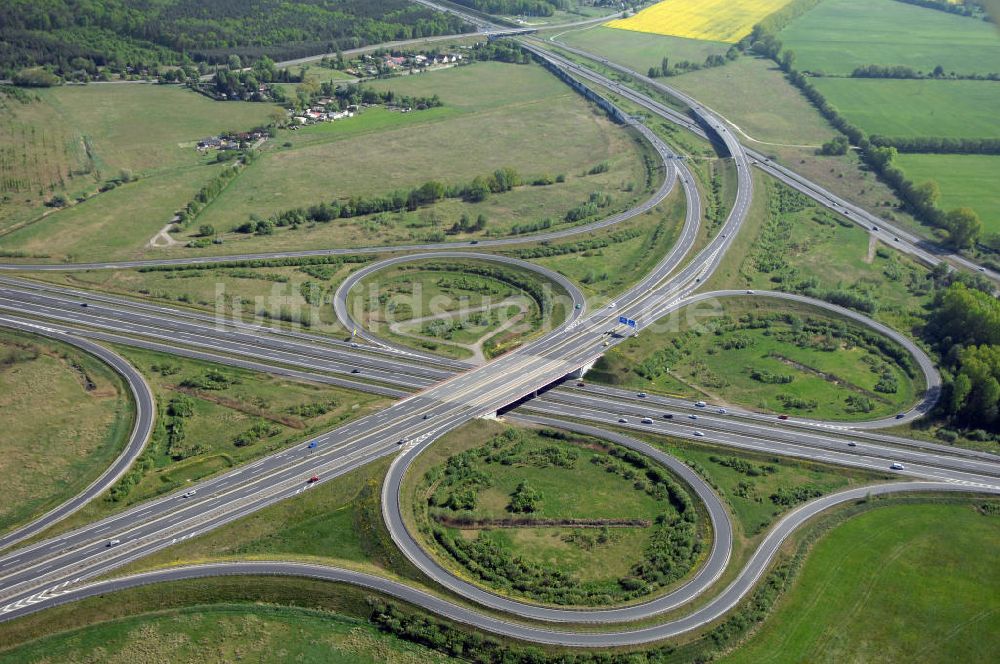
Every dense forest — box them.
[925,279,1000,433]
[0,0,472,79]
[449,0,569,16]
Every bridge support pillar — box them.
[567,359,597,380]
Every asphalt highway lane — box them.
[521,398,1000,487]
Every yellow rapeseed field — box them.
[607,0,795,43]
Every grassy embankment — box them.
[592,297,921,421]
[705,172,934,334]
[0,604,453,664]
[0,579,453,664]
[351,258,568,361]
[37,345,388,538]
[0,329,132,536]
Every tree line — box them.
[745,24,989,250]
[869,135,1000,156]
[1,0,471,81]
[293,78,442,113]
[236,167,522,235]
[890,0,987,20]
[194,56,300,103]
[646,49,738,78]
[451,0,567,16]
[851,63,1000,81]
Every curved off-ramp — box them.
[381,417,733,624]
[669,290,942,429]
[0,315,155,552]
[333,252,587,361]
[2,481,995,647]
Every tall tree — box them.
[945,207,982,250]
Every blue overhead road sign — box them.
[618,315,637,328]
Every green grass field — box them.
[0,90,92,235]
[527,186,685,299]
[895,153,1000,235]
[557,25,730,73]
[780,0,1000,76]
[0,84,274,261]
[351,258,568,360]
[169,62,651,256]
[666,56,837,146]
[721,502,1000,663]
[42,346,388,536]
[0,604,453,664]
[812,78,1000,139]
[406,423,702,605]
[2,160,230,262]
[593,298,921,421]
[636,432,886,539]
[706,174,933,335]
[0,329,132,536]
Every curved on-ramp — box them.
[673,290,941,429]
[381,416,733,624]
[333,252,587,361]
[0,315,155,552]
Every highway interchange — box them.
[1,7,999,652]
